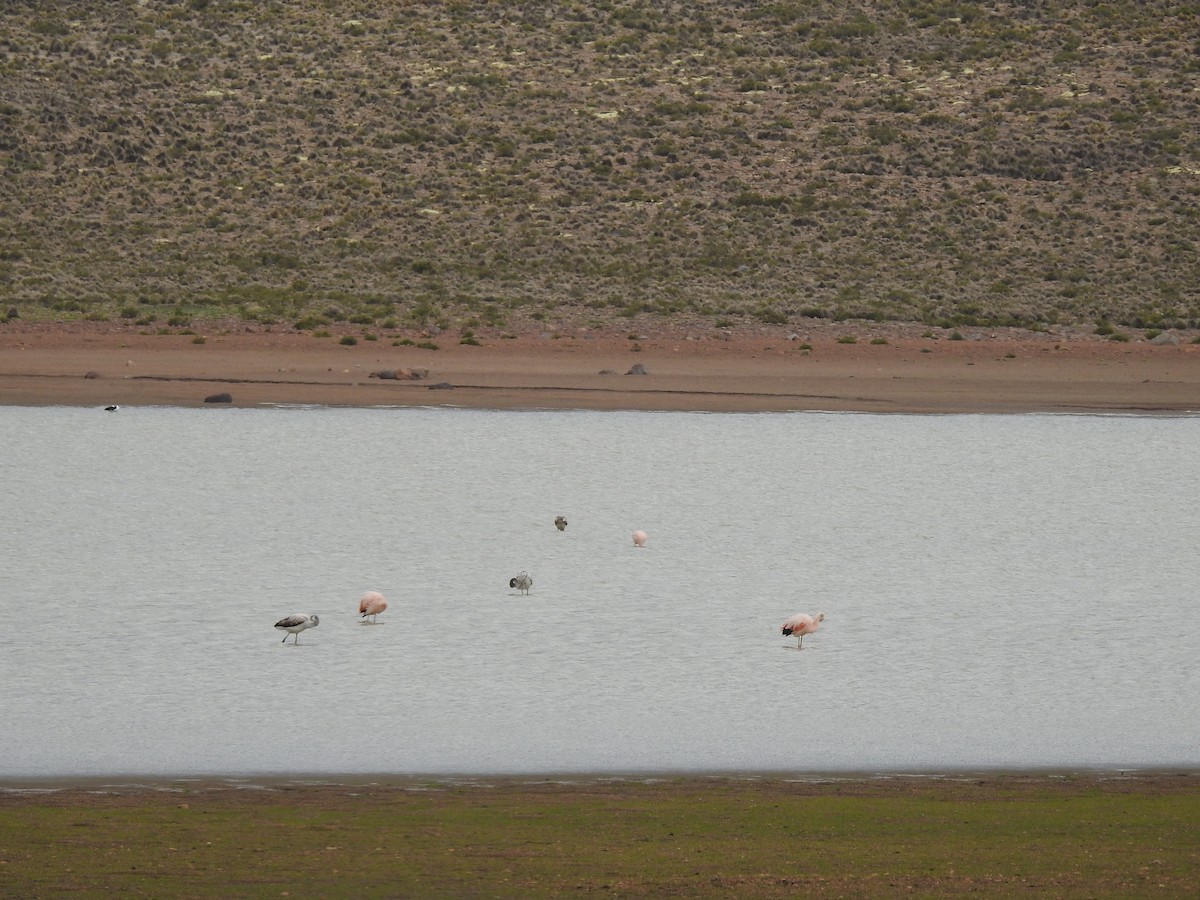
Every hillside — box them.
[2,1,1198,338]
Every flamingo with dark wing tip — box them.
[275,613,319,644]
[781,612,825,649]
[509,571,533,595]
[359,591,387,623]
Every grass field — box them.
[2,774,1198,897]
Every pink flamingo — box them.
[781,612,825,649]
[632,530,648,548]
[359,591,387,623]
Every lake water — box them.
[1,406,1197,780]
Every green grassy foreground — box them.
[2,775,1198,897]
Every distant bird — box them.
[632,530,648,548]
[358,591,387,623]
[104,405,119,412]
[509,571,533,594]
[554,515,568,531]
[275,613,319,643]
[781,612,825,649]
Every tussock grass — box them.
[1,3,1197,335]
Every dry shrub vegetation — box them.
[1,1,1198,341]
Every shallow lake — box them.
[1,406,1197,779]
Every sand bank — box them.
[2,323,1198,414]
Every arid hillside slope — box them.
[1,1,1197,337]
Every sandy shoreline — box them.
[2,322,1199,414]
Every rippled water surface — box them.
[1,406,1197,778]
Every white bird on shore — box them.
[509,571,533,595]
[781,612,825,649]
[275,613,318,643]
[359,591,387,623]
[632,530,648,548]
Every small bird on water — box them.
[509,571,533,594]
[554,515,568,531]
[275,613,319,643]
[781,612,825,649]
[358,591,387,623]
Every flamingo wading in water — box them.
[359,591,387,623]
[781,612,825,649]
[275,613,319,644]
[632,530,648,548]
[509,571,533,595]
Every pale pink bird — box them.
[359,590,387,623]
[632,530,648,548]
[781,612,825,649]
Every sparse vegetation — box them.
[1,778,1197,897]
[0,3,1197,336]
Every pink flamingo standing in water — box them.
[781,612,825,649]
[359,591,388,623]
[632,530,648,548]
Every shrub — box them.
[340,336,357,345]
